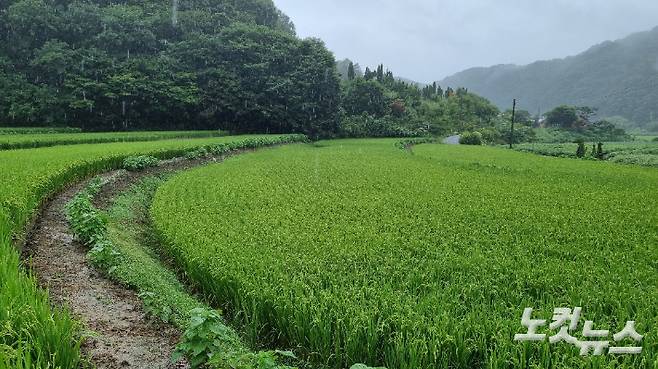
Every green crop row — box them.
[0,127,82,135]
[0,133,304,369]
[514,141,658,167]
[0,130,230,150]
[152,139,658,369]
[395,137,436,150]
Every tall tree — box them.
[376,64,384,82]
[347,62,355,80]
[364,67,373,80]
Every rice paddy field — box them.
[0,130,226,150]
[0,133,301,369]
[151,139,658,369]
[514,141,658,167]
[0,127,82,135]
[3,133,657,369]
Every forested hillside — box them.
[0,0,340,136]
[0,0,512,138]
[338,62,500,138]
[439,26,658,132]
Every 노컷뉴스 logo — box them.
[514,307,643,356]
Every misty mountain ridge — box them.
[438,25,658,131]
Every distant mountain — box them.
[439,26,658,128]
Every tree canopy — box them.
[0,0,340,136]
[0,0,511,140]
[339,64,501,138]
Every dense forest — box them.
[0,0,341,136]
[439,26,658,133]
[338,61,500,138]
[0,0,507,138]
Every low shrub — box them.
[174,308,295,369]
[395,137,436,150]
[123,156,160,171]
[459,131,483,145]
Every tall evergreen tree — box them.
[347,62,355,80]
[376,64,384,82]
[364,67,373,80]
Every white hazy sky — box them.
[272,0,658,82]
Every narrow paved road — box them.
[443,135,461,145]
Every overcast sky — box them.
[272,0,658,83]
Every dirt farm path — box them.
[21,155,232,368]
[23,173,187,369]
[20,146,282,368]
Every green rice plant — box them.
[0,238,83,369]
[0,130,227,150]
[0,127,82,135]
[152,139,658,369]
[0,133,302,369]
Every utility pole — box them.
[172,0,179,27]
[509,99,516,149]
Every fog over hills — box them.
[438,26,658,128]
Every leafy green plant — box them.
[514,141,658,167]
[0,126,81,135]
[185,147,210,160]
[65,178,106,244]
[395,137,436,150]
[459,131,483,145]
[209,350,297,369]
[123,155,160,172]
[349,365,386,369]
[66,179,123,271]
[138,291,175,324]
[173,308,296,369]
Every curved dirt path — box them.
[21,148,273,369]
[23,174,187,369]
